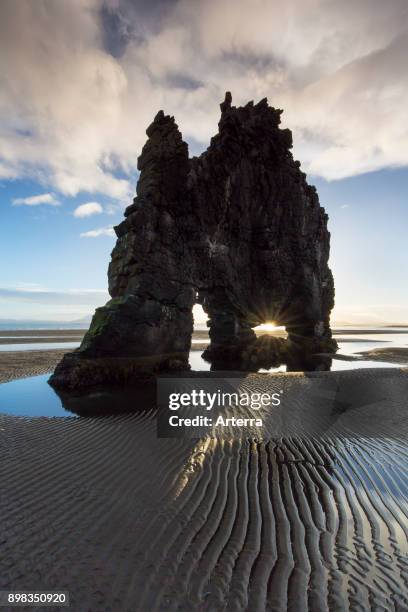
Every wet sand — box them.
[0,329,84,347]
[328,347,408,365]
[0,349,72,383]
[0,330,80,383]
[360,347,408,364]
[0,359,407,610]
[0,330,85,337]
[0,338,82,345]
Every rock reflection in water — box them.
[202,335,333,372]
[53,339,335,416]
[54,381,157,417]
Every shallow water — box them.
[192,328,408,369]
[0,357,405,420]
[190,348,405,372]
[336,332,408,356]
[0,374,76,417]
[0,327,407,418]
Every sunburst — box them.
[255,321,278,332]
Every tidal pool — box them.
[0,374,76,418]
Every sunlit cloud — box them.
[0,0,407,201]
[73,202,103,217]
[12,193,60,206]
[80,226,115,238]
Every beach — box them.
[0,340,407,610]
[0,330,84,384]
[2,1,407,609]
[0,349,72,384]
[1,326,408,385]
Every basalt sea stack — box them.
[50,93,335,389]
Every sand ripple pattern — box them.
[0,369,408,611]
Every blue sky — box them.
[1,0,407,325]
[1,166,407,325]
[0,179,119,320]
[315,169,408,324]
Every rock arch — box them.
[50,94,335,389]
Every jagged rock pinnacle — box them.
[220,91,232,113]
[50,94,335,389]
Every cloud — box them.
[0,0,408,192]
[73,201,103,217]
[80,226,115,238]
[340,204,350,209]
[12,193,60,206]
[0,285,110,321]
[0,286,109,305]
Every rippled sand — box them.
[0,368,407,610]
[0,349,72,383]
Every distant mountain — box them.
[0,315,93,330]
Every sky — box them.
[0,0,408,325]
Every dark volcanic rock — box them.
[50,93,336,389]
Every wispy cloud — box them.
[0,285,110,321]
[73,202,103,217]
[340,204,350,209]
[12,193,60,206]
[0,286,109,305]
[80,226,115,238]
